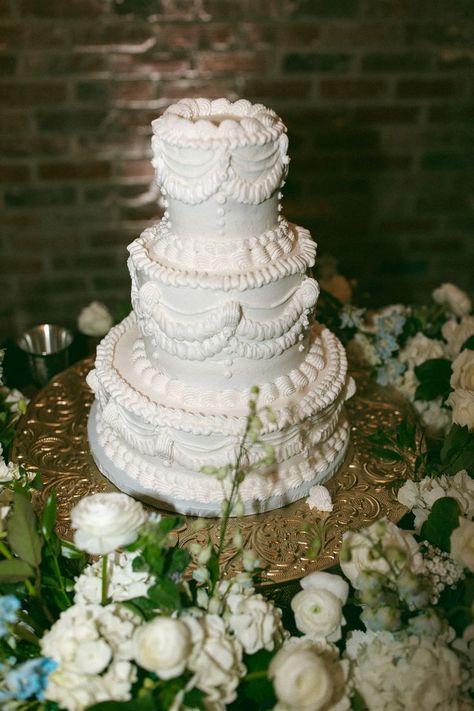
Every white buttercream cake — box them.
[87,98,355,517]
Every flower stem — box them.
[101,553,108,606]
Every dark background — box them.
[1,0,473,338]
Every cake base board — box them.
[88,401,349,517]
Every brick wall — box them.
[0,0,473,337]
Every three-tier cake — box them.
[87,98,355,516]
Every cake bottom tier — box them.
[86,314,354,516]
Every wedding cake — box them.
[87,98,355,516]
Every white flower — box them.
[451,349,474,391]
[399,333,445,369]
[433,282,472,317]
[414,398,451,437]
[447,389,474,431]
[269,636,350,711]
[71,493,147,555]
[41,602,141,711]
[78,301,114,337]
[345,629,467,710]
[224,588,284,654]
[133,617,192,679]
[450,517,474,572]
[347,333,380,366]
[292,572,349,643]
[443,316,474,358]
[74,551,154,604]
[307,485,333,512]
[184,614,245,705]
[393,367,418,400]
[340,518,423,588]
[398,471,474,532]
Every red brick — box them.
[396,79,455,99]
[70,22,154,50]
[354,106,420,124]
[0,257,45,274]
[0,135,70,158]
[36,108,111,132]
[200,23,239,50]
[21,0,107,17]
[25,22,70,47]
[157,23,200,49]
[109,54,189,77]
[0,23,23,47]
[320,78,387,100]
[275,22,321,46]
[0,0,9,16]
[196,51,268,74]
[51,253,123,271]
[117,160,154,179]
[38,161,111,180]
[321,20,403,46]
[361,51,432,72]
[245,78,312,100]
[0,81,67,106]
[21,52,108,75]
[0,164,30,181]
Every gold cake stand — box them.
[11,358,416,601]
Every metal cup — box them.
[16,324,73,387]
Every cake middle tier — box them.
[128,219,318,390]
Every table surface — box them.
[11,357,417,599]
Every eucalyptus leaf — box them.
[7,491,42,567]
[0,558,34,582]
[420,496,461,552]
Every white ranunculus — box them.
[450,517,474,572]
[71,493,147,555]
[432,282,472,317]
[447,389,474,431]
[340,518,423,588]
[269,637,350,711]
[345,629,467,710]
[306,485,333,512]
[41,603,141,711]
[451,349,474,391]
[442,316,474,358]
[74,551,154,604]
[78,301,114,337]
[399,333,445,369]
[185,614,245,705]
[224,589,284,654]
[291,589,344,642]
[133,617,191,679]
[398,470,474,532]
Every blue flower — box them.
[374,333,398,361]
[4,657,57,701]
[376,358,405,386]
[0,596,20,637]
[340,305,366,330]
[376,313,406,337]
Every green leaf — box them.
[396,419,416,451]
[183,688,207,711]
[122,596,157,621]
[207,546,220,588]
[414,358,452,401]
[60,539,86,560]
[7,491,42,567]
[440,424,472,464]
[87,698,156,711]
[461,335,474,352]
[0,558,34,582]
[41,490,57,541]
[147,578,181,612]
[420,496,461,552]
[351,689,369,711]
[167,547,190,577]
[367,430,394,447]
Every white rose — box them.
[433,282,472,317]
[78,301,114,337]
[451,349,474,391]
[442,316,474,358]
[340,518,423,588]
[133,617,191,679]
[447,389,474,431]
[291,589,344,642]
[307,485,333,512]
[269,637,350,711]
[399,333,445,369]
[450,517,474,571]
[71,493,147,555]
[225,590,284,654]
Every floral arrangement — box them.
[0,284,472,711]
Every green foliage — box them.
[0,558,34,582]
[461,335,474,351]
[439,424,474,476]
[437,574,474,636]
[414,358,452,402]
[229,650,276,710]
[420,497,461,552]
[7,491,42,567]
[368,420,427,481]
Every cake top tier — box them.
[151,97,289,206]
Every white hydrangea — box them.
[398,470,474,532]
[346,629,468,710]
[399,333,445,369]
[307,485,333,512]
[74,551,155,604]
[442,316,474,358]
[348,333,380,367]
[224,588,285,654]
[414,398,451,437]
[41,602,141,711]
[432,283,472,318]
[340,518,424,588]
[184,613,246,705]
[269,636,351,711]
[393,367,419,400]
[77,301,114,337]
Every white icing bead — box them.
[224,358,233,366]
[218,219,225,227]
[216,192,226,204]
[278,192,283,199]
[216,207,225,217]
[224,370,232,379]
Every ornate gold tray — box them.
[11,358,415,597]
